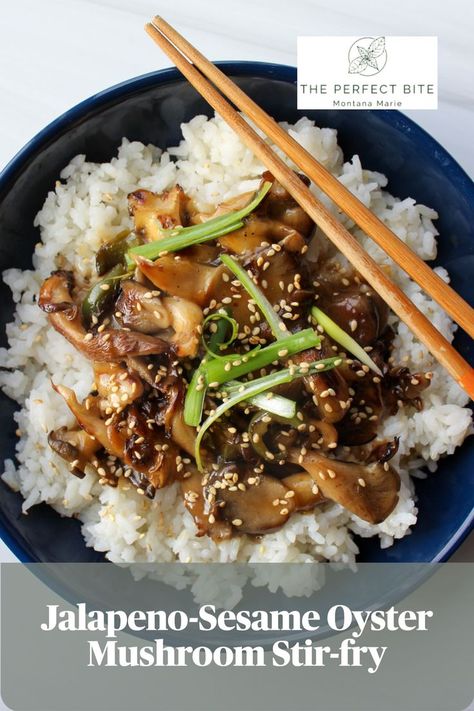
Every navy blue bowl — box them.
[0,62,472,564]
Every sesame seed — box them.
[232,519,243,527]
[358,477,366,487]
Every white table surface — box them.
[0,0,472,567]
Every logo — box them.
[297,36,437,110]
[348,36,387,76]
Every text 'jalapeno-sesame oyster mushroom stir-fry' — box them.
[39,171,433,541]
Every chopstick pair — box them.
[145,17,474,400]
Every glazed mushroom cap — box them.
[288,450,400,524]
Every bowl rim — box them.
[0,61,472,564]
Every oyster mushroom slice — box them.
[116,280,202,357]
[115,280,171,334]
[288,450,400,524]
[128,185,188,239]
[134,255,224,307]
[93,361,144,412]
[180,468,232,541]
[292,346,350,424]
[39,271,169,361]
[162,296,202,358]
[52,383,123,459]
[170,405,195,457]
[48,427,101,478]
[281,472,326,511]
[217,218,304,255]
[216,469,296,534]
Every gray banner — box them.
[1,562,473,711]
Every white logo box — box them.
[297,36,438,110]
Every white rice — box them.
[0,114,471,602]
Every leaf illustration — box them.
[349,55,368,74]
[365,55,379,70]
[368,36,385,58]
[357,46,370,59]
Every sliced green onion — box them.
[185,309,239,427]
[194,356,340,470]
[126,181,272,266]
[126,220,245,268]
[204,328,320,385]
[219,253,288,340]
[202,310,238,358]
[220,380,297,419]
[184,363,208,427]
[184,309,239,426]
[311,306,382,376]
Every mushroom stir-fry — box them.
[40,173,433,541]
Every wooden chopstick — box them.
[144,21,474,400]
[152,16,474,342]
